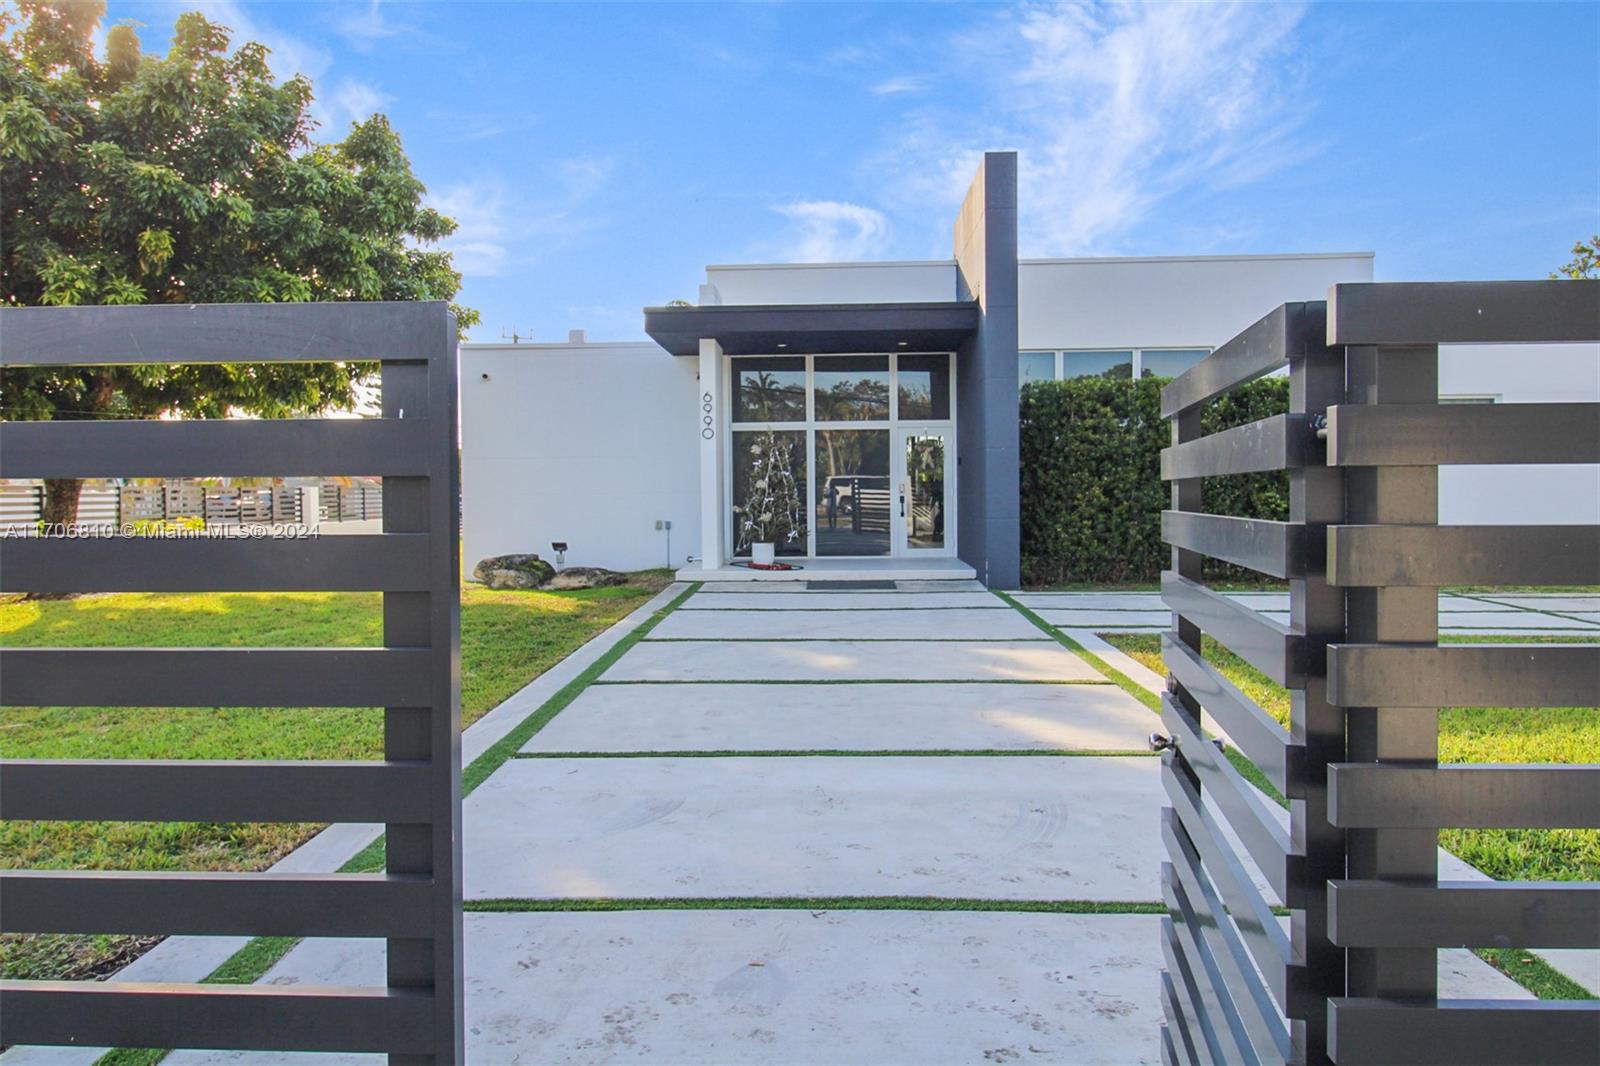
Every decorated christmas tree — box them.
[734,432,805,552]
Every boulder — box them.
[545,566,629,591]
[472,554,554,588]
[480,568,546,590]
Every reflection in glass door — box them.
[814,429,890,556]
[897,429,951,554]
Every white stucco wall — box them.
[704,261,958,305]
[460,342,701,575]
[1016,253,1376,350]
[1438,342,1600,525]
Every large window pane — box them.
[732,356,805,422]
[1062,350,1132,381]
[896,353,951,420]
[813,355,889,421]
[814,429,890,556]
[1019,351,1055,389]
[1140,348,1208,379]
[731,430,806,556]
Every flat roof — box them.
[705,259,957,271]
[701,251,1374,272]
[1017,251,1375,265]
[643,301,979,357]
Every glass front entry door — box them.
[815,429,891,556]
[895,427,953,556]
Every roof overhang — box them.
[643,301,979,356]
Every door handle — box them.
[899,491,906,518]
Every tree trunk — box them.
[40,478,85,533]
[27,373,113,599]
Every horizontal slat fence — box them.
[0,302,463,1062]
[1156,279,1600,1065]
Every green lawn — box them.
[1102,632,1600,883]
[0,574,670,981]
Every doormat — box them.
[805,580,898,591]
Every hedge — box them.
[1019,375,1290,586]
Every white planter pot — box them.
[751,542,777,566]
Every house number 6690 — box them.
[701,392,714,439]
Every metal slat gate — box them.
[1156,280,1600,1065]
[0,302,464,1062]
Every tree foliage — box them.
[0,1,478,521]
[1553,236,1600,280]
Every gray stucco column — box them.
[953,151,1021,588]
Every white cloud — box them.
[203,0,332,83]
[428,180,518,277]
[772,201,891,262]
[879,1,1311,255]
[428,156,616,278]
[316,78,394,132]
[330,0,402,50]
[871,75,929,96]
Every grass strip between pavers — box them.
[992,591,1288,809]
[641,636,1056,643]
[513,748,1157,759]
[591,677,1114,685]
[464,896,1169,914]
[1476,948,1598,1000]
[678,605,1012,612]
[1459,592,1600,629]
[93,583,702,1066]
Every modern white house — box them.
[460,151,1599,586]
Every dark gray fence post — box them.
[1288,314,1347,1063]
[1340,341,1440,1006]
[380,318,465,1064]
[0,301,464,1062]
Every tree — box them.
[1553,236,1600,280]
[0,1,479,527]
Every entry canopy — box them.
[643,300,979,356]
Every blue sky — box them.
[104,1,1599,342]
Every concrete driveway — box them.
[159,580,1534,1066]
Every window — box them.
[732,356,805,422]
[1019,351,1055,389]
[896,353,951,420]
[1063,350,1133,381]
[731,429,806,556]
[1139,349,1208,380]
[813,355,890,421]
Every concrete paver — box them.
[603,639,1105,683]
[1479,595,1600,613]
[1437,611,1600,630]
[465,755,1164,901]
[164,911,1168,1066]
[523,681,1158,753]
[686,591,1005,610]
[1036,609,1172,630]
[650,607,1046,641]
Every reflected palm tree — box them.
[744,370,804,420]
